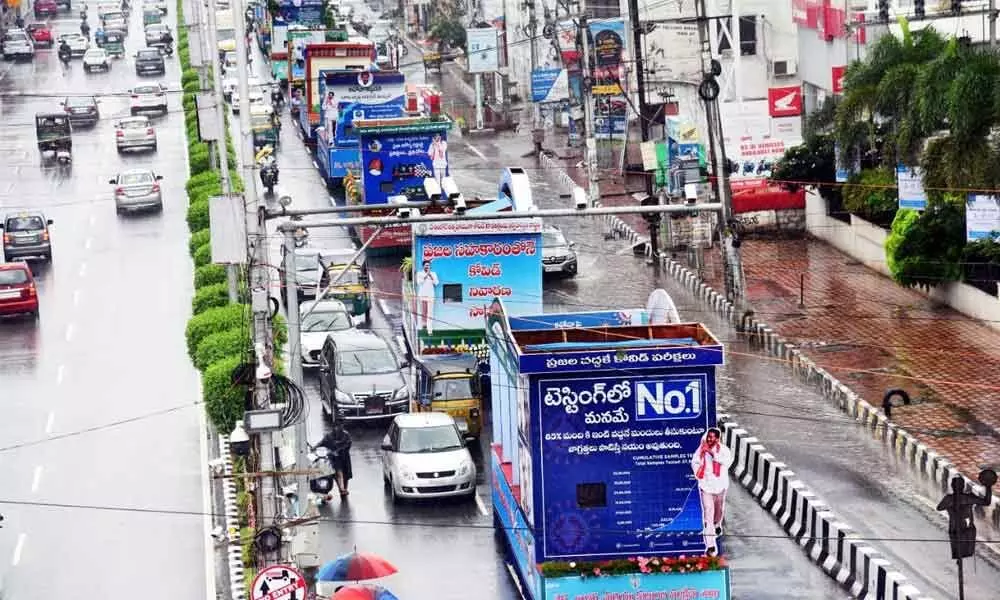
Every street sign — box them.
[250,564,308,600]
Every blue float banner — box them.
[544,570,730,600]
[518,345,723,374]
[334,100,405,146]
[509,310,648,331]
[276,0,323,25]
[531,369,717,560]
[492,450,544,600]
[358,127,449,205]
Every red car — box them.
[33,0,59,18]
[0,262,39,319]
[26,23,53,47]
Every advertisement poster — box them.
[722,102,803,189]
[358,127,450,206]
[545,570,730,600]
[896,165,927,211]
[317,71,406,142]
[276,0,324,25]
[508,310,649,331]
[594,96,627,140]
[966,194,1000,241]
[556,21,580,65]
[466,27,500,73]
[643,23,700,103]
[588,18,627,95]
[411,222,543,332]
[532,68,569,103]
[832,65,846,94]
[532,370,718,560]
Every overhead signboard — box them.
[643,23,700,104]
[466,27,500,73]
[250,565,307,600]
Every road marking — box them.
[72,289,81,306]
[31,466,43,493]
[88,213,96,226]
[64,323,75,342]
[11,533,25,566]
[55,364,65,385]
[312,160,319,169]
[467,143,487,161]
[78,262,87,277]
[474,492,488,516]
[197,392,218,600]
[44,411,55,435]
[84,237,92,250]
[504,562,528,600]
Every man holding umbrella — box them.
[317,551,399,599]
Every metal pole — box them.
[957,558,965,600]
[283,230,303,389]
[627,0,648,142]
[991,0,997,46]
[206,0,240,302]
[298,227,385,324]
[474,73,485,130]
[528,0,542,153]
[578,5,600,206]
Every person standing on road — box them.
[691,427,732,556]
[415,260,438,335]
[427,133,448,184]
[317,421,353,498]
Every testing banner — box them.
[588,18,627,95]
[531,369,718,561]
[544,570,730,600]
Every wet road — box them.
[0,7,207,600]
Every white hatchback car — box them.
[115,116,157,153]
[129,83,168,115]
[299,299,355,367]
[381,413,476,502]
[82,48,111,72]
[231,85,266,114]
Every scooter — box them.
[55,150,72,166]
[306,446,336,506]
[260,162,278,195]
[159,43,174,57]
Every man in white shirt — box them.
[690,427,733,556]
[427,133,448,185]
[414,260,438,335]
[323,91,338,139]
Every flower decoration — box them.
[540,555,726,579]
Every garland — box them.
[540,555,726,579]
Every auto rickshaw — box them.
[317,248,371,325]
[142,6,161,25]
[249,105,279,152]
[35,113,72,165]
[413,353,484,440]
[103,30,125,57]
[423,50,442,73]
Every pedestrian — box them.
[690,427,732,556]
[317,421,352,497]
[322,90,338,139]
[415,260,438,335]
[427,133,448,184]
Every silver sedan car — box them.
[115,116,157,153]
[110,169,163,214]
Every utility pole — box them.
[578,0,600,207]
[627,0,648,142]
[206,0,239,302]
[991,0,998,46]
[527,0,543,154]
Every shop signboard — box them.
[896,165,927,211]
[544,570,731,600]
[467,27,500,73]
[588,18,627,95]
[532,68,569,103]
[531,368,719,560]
[966,194,1000,241]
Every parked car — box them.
[134,47,166,75]
[82,48,111,72]
[380,412,476,502]
[60,95,100,127]
[33,0,59,17]
[129,83,168,115]
[317,330,410,421]
[26,24,54,47]
[1,212,53,262]
[541,224,578,277]
[0,262,39,319]
[300,299,355,367]
[109,169,164,213]
[2,30,35,61]
[115,116,157,153]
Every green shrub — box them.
[189,229,211,256]
[189,147,211,175]
[842,167,898,228]
[181,69,199,86]
[203,354,247,431]
[187,171,221,196]
[194,326,249,371]
[190,182,224,204]
[195,264,227,288]
[192,282,231,315]
[193,243,213,268]
[182,79,200,94]
[886,197,965,287]
[185,303,247,358]
[886,209,919,281]
[187,199,210,233]
[273,313,288,349]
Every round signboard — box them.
[250,564,308,600]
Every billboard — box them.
[318,70,407,129]
[530,369,719,561]
[466,27,500,73]
[531,68,569,103]
[275,0,323,25]
[966,194,1000,241]
[896,165,927,211]
[411,220,543,334]
[357,123,451,206]
[588,18,627,96]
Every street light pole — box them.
[578,2,600,207]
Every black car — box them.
[1,212,53,262]
[134,48,165,75]
[60,95,100,127]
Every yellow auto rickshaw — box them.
[413,353,484,440]
[318,248,371,325]
[423,50,442,74]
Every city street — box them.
[0,7,208,600]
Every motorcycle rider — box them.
[80,17,91,40]
[162,28,174,50]
[255,145,278,191]
[58,39,73,67]
[316,421,352,497]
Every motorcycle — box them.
[260,162,278,195]
[158,43,174,57]
[306,446,336,506]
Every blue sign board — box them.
[317,71,406,129]
[518,345,724,374]
[276,0,324,25]
[531,68,568,103]
[896,164,927,211]
[509,310,648,331]
[531,370,717,560]
[492,451,544,600]
[358,125,450,205]
[544,570,730,600]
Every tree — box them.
[430,17,466,52]
[770,134,839,203]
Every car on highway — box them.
[110,168,164,213]
[146,0,168,13]
[0,262,39,320]
[222,74,263,102]
[1,213,53,262]
[2,30,35,61]
[144,23,171,47]
[115,116,157,153]
[541,224,578,277]
[82,48,111,72]
[317,330,410,421]
[221,50,239,75]
[300,299,355,367]
[101,11,127,30]
[57,33,89,57]
[231,85,266,114]
[380,412,476,502]
[61,95,100,127]
[134,47,166,75]
[33,0,59,17]
[26,23,54,47]
[129,83,168,115]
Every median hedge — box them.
[194,327,250,372]
[189,229,211,256]
[185,303,248,359]
[203,355,248,434]
[193,243,212,268]
[192,282,231,315]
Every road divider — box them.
[720,416,931,600]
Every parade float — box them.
[294,35,375,146]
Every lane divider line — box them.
[44,412,55,435]
[78,262,87,278]
[467,144,487,161]
[55,364,65,385]
[11,533,26,566]
[84,237,92,250]
[72,289,81,306]
[30,466,43,493]
[474,492,488,517]
[64,324,75,343]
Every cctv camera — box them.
[423,177,442,203]
[454,194,467,214]
[210,525,226,542]
[256,363,273,382]
[572,187,587,210]
[440,176,460,201]
[208,457,225,475]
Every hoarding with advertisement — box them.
[275,0,324,25]
[544,570,731,600]
[357,121,451,206]
[556,21,580,65]
[532,68,569,103]
[588,18,627,95]
[643,23,700,104]
[466,27,500,73]
[531,368,718,560]
[832,65,846,94]
[721,101,803,190]
[594,95,627,140]
[966,194,1000,241]
[896,165,927,211]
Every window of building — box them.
[717,15,758,56]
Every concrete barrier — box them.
[720,418,932,600]
[219,435,248,600]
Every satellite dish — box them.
[646,288,680,325]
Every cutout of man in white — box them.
[427,133,448,184]
[323,91,338,139]
[691,427,732,556]
[415,260,438,335]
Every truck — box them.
[262,0,325,86]
[215,8,237,57]
[293,36,375,147]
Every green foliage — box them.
[202,354,247,431]
[195,264,228,289]
[273,313,288,349]
[189,146,211,175]
[186,171,221,195]
[185,303,247,359]
[181,69,199,87]
[187,198,210,233]
[885,208,920,281]
[192,282,231,315]
[842,167,898,227]
[189,229,211,257]
[887,197,966,287]
[194,327,249,371]
[182,79,200,94]
[192,242,213,268]
[430,18,467,51]
[770,134,840,203]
